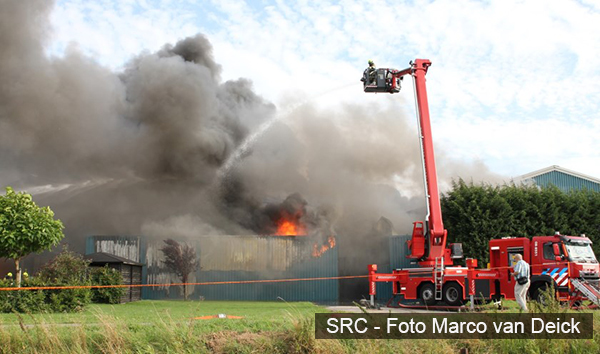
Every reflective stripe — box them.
[540,267,568,285]
[551,268,566,280]
[556,273,568,286]
[556,268,568,286]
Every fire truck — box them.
[363,59,600,308]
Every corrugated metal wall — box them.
[87,235,339,303]
[85,234,427,304]
[375,235,419,303]
[85,235,143,262]
[530,171,600,192]
[389,235,420,270]
[144,236,338,303]
[188,248,337,302]
[337,233,390,304]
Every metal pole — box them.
[470,295,474,311]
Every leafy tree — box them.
[160,239,199,300]
[0,187,64,287]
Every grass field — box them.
[0,300,599,354]
[0,300,322,333]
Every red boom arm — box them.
[389,59,449,266]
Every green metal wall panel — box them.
[375,235,419,304]
[336,233,389,304]
[389,235,420,269]
[531,171,600,192]
[85,237,94,255]
[174,248,338,302]
[87,235,344,303]
[142,235,339,303]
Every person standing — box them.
[513,254,530,311]
[362,60,378,85]
[367,60,377,84]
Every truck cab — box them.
[489,234,599,303]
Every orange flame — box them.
[312,236,336,258]
[328,235,336,248]
[276,220,306,236]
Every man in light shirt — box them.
[513,254,530,311]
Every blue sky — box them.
[49,0,600,181]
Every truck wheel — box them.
[419,283,436,306]
[531,282,554,304]
[443,282,464,306]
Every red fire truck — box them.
[363,59,600,308]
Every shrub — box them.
[37,248,92,312]
[0,277,48,313]
[0,249,133,313]
[10,277,49,313]
[37,248,90,284]
[45,287,92,312]
[91,266,126,304]
[0,279,11,312]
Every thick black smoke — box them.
[0,0,503,269]
[0,0,272,240]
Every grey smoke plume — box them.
[0,0,503,258]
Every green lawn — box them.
[0,300,599,354]
[0,300,325,332]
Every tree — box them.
[441,179,600,263]
[0,187,64,287]
[160,239,199,300]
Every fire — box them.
[312,235,336,258]
[276,219,306,236]
[327,235,336,248]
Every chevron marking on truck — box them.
[542,267,568,286]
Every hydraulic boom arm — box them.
[363,59,452,266]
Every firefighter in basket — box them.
[361,60,377,85]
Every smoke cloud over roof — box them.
[0,0,502,255]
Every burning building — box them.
[83,204,397,303]
[2,1,500,303]
[84,225,411,303]
[86,234,339,302]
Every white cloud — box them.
[49,0,203,69]
[49,0,600,179]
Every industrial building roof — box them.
[515,165,600,192]
[85,252,144,266]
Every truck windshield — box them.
[565,243,598,263]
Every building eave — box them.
[514,165,600,185]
